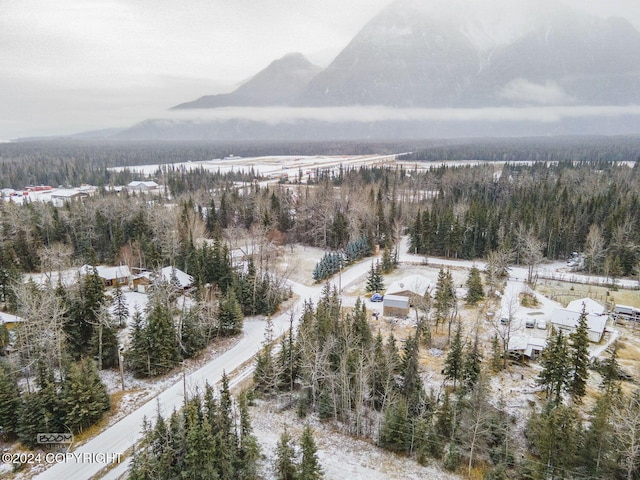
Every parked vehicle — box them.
[370,293,384,302]
[526,318,535,328]
[537,319,547,329]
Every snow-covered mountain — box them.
[464,11,640,107]
[126,0,640,140]
[297,0,640,108]
[298,0,479,107]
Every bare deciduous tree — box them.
[38,242,73,283]
[485,248,514,297]
[610,391,640,480]
[584,224,606,274]
[13,282,66,372]
[489,288,521,370]
[517,228,544,284]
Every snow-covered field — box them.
[108,154,397,181]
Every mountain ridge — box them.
[172,53,322,109]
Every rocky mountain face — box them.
[297,1,479,107]
[465,12,640,107]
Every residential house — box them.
[507,335,547,360]
[157,266,194,291]
[386,274,433,305]
[550,308,608,343]
[0,311,23,330]
[131,272,152,292]
[566,297,606,316]
[79,265,132,287]
[613,304,640,323]
[50,189,82,207]
[127,181,160,192]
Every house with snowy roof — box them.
[549,307,608,343]
[127,181,159,192]
[566,297,605,316]
[79,265,131,287]
[507,335,547,360]
[156,266,194,291]
[0,311,23,329]
[386,274,433,301]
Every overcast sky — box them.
[2,0,640,139]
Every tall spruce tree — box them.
[60,358,110,433]
[537,329,571,405]
[112,284,129,328]
[64,267,106,357]
[299,425,323,480]
[0,361,20,439]
[254,317,278,393]
[379,397,411,454]
[461,333,482,391]
[465,267,484,305]
[129,301,180,377]
[380,245,396,273]
[275,428,297,480]
[568,307,590,402]
[218,290,244,336]
[401,332,424,415]
[238,392,260,480]
[365,261,384,293]
[600,340,622,397]
[490,334,503,372]
[434,268,456,333]
[443,325,464,388]
[369,332,389,410]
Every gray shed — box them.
[383,294,410,317]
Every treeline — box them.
[399,135,640,163]
[409,161,640,275]
[0,171,400,283]
[0,139,425,187]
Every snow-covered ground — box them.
[249,399,461,480]
[23,267,81,287]
[108,154,397,181]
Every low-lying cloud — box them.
[155,105,640,125]
[500,79,576,105]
